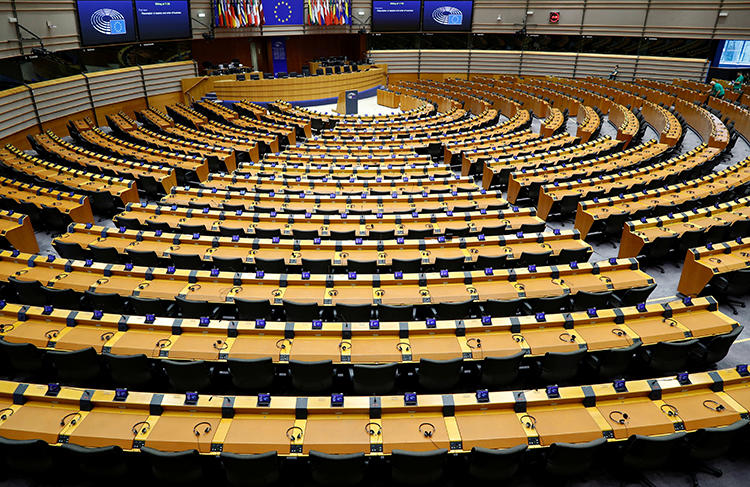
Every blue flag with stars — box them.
[263,0,304,25]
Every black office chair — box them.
[533,349,586,384]
[705,222,730,243]
[60,444,127,481]
[690,325,743,366]
[444,226,471,238]
[407,228,433,239]
[171,253,205,269]
[556,247,592,265]
[418,358,462,392]
[584,342,640,380]
[611,283,656,307]
[433,256,464,271]
[369,229,395,240]
[637,339,700,374]
[0,437,55,478]
[0,338,46,379]
[283,300,320,322]
[42,286,80,309]
[84,290,127,314]
[351,363,397,395]
[213,256,245,272]
[310,451,366,487]
[162,359,213,392]
[289,359,333,393]
[293,229,319,240]
[227,358,275,392]
[435,300,474,320]
[129,296,174,316]
[468,444,527,481]
[377,304,414,322]
[728,218,750,240]
[542,437,606,479]
[571,290,613,311]
[642,235,679,272]
[525,294,570,314]
[391,258,422,273]
[255,257,286,274]
[53,240,88,260]
[520,222,546,233]
[619,433,686,486]
[518,250,553,266]
[482,298,523,317]
[219,225,244,237]
[335,303,371,322]
[475,254,508,270]
[347,259,377,274]
[48,347,101,386]
[684,419,749,486]
[479,351,526,388]
[220,451,280,487]
[140,447,204,484]
[390,449,448,486]
[104,353,155,389]
[706,268,750,314]
[235,298,273,320]
[254,227,281,239]
[125,248,160,267]
[176,296,221,319]
[479,224,507,236]
[8,276,45,306]
[89,245,122,264]
[302,258,332,274]
[179,223,208,235]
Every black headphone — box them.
[609,410,629,425]
[703,399,726,412]
[0,408,14,421]
[213,339,228,350]
[520,414,536,429]
[661,404,679,417]
[339,341,351,352]
[418,422,435,438]
[559,332,576,343]
[286,426,303,441]
[45,329,59,339]
[611,328,626,337]
[397,342,411,353]
[512,334,524,343]
[132,421,151,435]
[155,338,171,349]
[193,421,212,437]
[364,422,381,436]
[467,338,482,349]
[60,412,82,427]
[276,339,290,350]
[100,331,114,342]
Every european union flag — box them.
[263,0,304,25]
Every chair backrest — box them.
[289,359,333,393]
[309,451,365,487]
[418,358,462,391]
[725,268,750,295]
[539,349,586,383]
[480,351,526,387]
[60,443,125,478]
[335,303,371,322]
[483,298,522,317]
[175,296,216,319]
[468,444,527,481]
[391,449,448,486]
[377,304,414,322]
[220,451,280,487]
[700,325,743,364]
[0,338,45,375]
[162,359,212,392]
[436,300,473,320]
[589,342,640,379]
[688,419,749,461]
[103,352,153,388]
[227,358,274,391]
[140,447,203,484]
[572,290,612,311]
[646,339,700,373]
[618,283,656,306]
[283,300,320,321]
[621,433,686,470]
[352,363,397,395]
[544,437,606,477]
[234,298,272,320]
[48,347,100,385]
[0,437,54,474]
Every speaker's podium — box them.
[335,90,358,114]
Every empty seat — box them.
[309,451,365,487]
[0,338,46,379]
[103,352,155,389]
[534,349,586,384]
[140,447,204,485]
[0,437,54,478]
[433,256,464,271]
[482,298,522,317]
[53,240,87,260]
[60,444,127,481]
[48,347,101,386]
[301,258,332,274]
[289,359,333,393]
[125,248,160,267]
[556,247,591,264]
[391,449,448,486]
[212,256,245,272]
[418,358,462,392]
[235,298,273,320]
[684,420,749,486]
[8,277,45,306]
[691,325,743,366]
[619,433,686,485]
[227,358,275,392]
[41,286,80,309]
[571,290,613,311]
[543,437,606,478]
[525,294,569,314]
[220,451,280,487]
[129,296,173,316]
[335,303,371,322]
[479,351,526,388]
[377,304,414,322]
[89,245,121,264]
[175,296,221,319]
[435,300,474,320]
[84,290,127,314]
[611,283,656,307]
[391,258,421,273]
[518,250,552,266]
[346,259,377,274]
[283,300,320,321]
[351,363,397,395]
[162,359,213,392]
[468,444,528,482]
[254,257,286,273]
[170,253,205,269]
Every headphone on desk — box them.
[609,410,629,425]
[702,399,726,412]
[286,426,304,441]
[132,421,151,435]
[45,329,59,340]
[611,328,626,337]
[60,412,82,427]
[213,339,228,351]
[100,331,114,342]
[364,422,382,436]
[193,422,212,437]
[559,332,576,343]
[418,422,435,438]
[0,408,14,421]
[520,414,537,429]
[660,403,680,417]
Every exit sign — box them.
[549,11,560,23]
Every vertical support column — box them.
[81,73,99,126]
[137,65,150,108]
[23,84,42,133]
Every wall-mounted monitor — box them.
[135,0,191,41]
[76,0,137,46]
[714,40,750,69]
[372,1,422,32]
[421,0,473,31]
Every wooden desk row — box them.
[443,110,532,164]
[0,368,748,455]
[0,176,93,225]
[445,129,540,163]
[464,133,578,177]
[231,162,454,180]
[672,98,729,149]
[619,196,750,259]
[198,172,479,193]
[678,237,750,297]
[136,109,261,163]
[233,101,312,139]
[0,210,38,253]
[159,187,509,215]
[540,108,565,138]
[260,153,430,165]
[575,156,750,239]
[481,137,623,190]
[0,297,735,366]
[0,145,139,209]
[575,105,602,143]
[114,204,545,238]
[321,107,465,133]
[69,122,209,183]
[30,133,177,195]
[272,99,432,124]
[106,114,237,173]
[55,224,591,271]
[537,144,721,221]
[507,139,666,205]
[193,101,297,146]
[0,250,652,308]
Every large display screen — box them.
[135,0,191,41]
[714,40,750,69]
[372,1,421,31]
[76,0,137,46]
[421,0,472,31]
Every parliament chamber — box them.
[1,2,750,486]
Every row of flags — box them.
[307,0,351,25]
[214,0,351,27]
